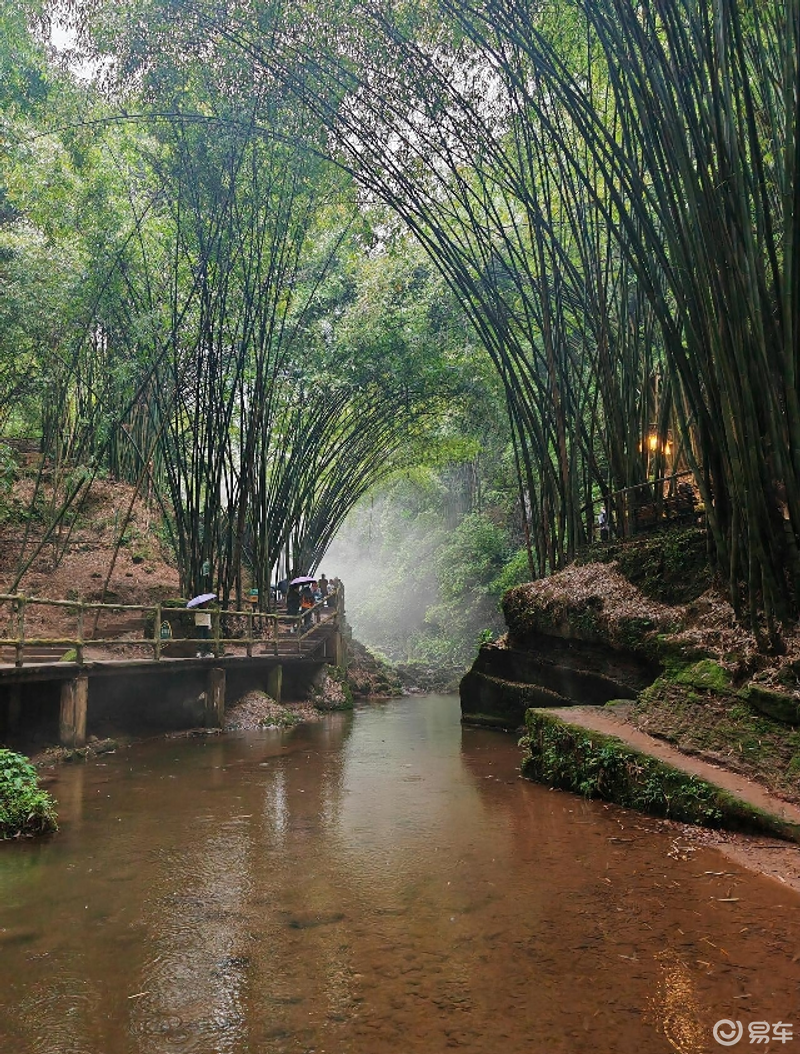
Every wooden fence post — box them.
[76,604,84,665]
[15,597,25,667]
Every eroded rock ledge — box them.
[460,564,672,728]
[460,637,659,728]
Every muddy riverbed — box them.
[1,695,799,1053]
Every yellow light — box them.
[648,434,658,452]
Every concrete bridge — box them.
[0,591,346,750]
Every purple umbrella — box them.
[186,592,217,608]
[290,576,316,586]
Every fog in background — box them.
[322,492,443,662]
[322,472,527,668]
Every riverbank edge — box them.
[521,709,800,842]
[460,539,800,835]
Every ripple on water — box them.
[2,697,800,1054]
[9,975,103,1054]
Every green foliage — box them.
[674,660,732,693]
[0,2,50,118]
[0,445,18,493]
[0,748,58,838]
[492,548,533,597]
[739,685,800,726]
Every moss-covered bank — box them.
[0,748,58,838]
[633,666,800,803]
[460,528,800,822]
[521,711,798,840]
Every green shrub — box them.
[0,749,58,838]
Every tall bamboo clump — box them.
[476,0,800,630]
[221,0,800,628]
[213,0,670,576]
[139,104,422,603]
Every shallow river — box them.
[1,695,799,1054]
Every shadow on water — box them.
[0,694,798,1054]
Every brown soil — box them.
[225,690,322,730]
[0,476,180,640]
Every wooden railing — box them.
[588,470,701,540]
[0,591,339,668]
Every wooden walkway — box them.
[0,592,346,748]
[0,591,341,670]
[0,618,339,682]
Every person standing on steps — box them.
[286,583,301,633]
[300,583,315,630]
[318,573,329,606]
[598,506,610,542]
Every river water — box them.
[1,695,799,1054]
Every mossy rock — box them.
[674,659,731,692]
[521,711,797,839]
[460,668,568,728]
[653,634,712,673]
[740,685,800,726]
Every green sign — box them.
[159,620,172,640]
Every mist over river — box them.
[1,695,798,1053]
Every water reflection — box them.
[0,696,798,1054]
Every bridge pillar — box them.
[205,667,226,728]
[6,684,21,734]
[333,630,347,671]
[267,664,283,704]
[60,674,88,748]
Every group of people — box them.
[189,573,337,650]
[284,573,334,631]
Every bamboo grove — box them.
[182,0,799,633]
[1,15,453,605]
[5,0,800,633]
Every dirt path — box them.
[544,704,800,894]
